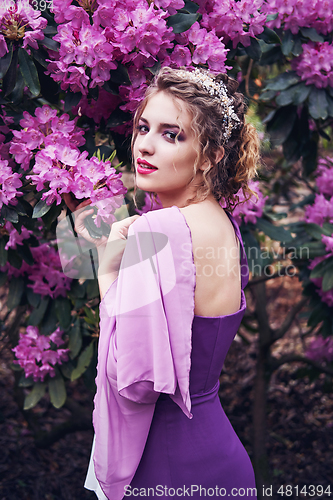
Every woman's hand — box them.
[99,215,141,275]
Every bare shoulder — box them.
[178,201,234,243]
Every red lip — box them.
[137,158,157,169]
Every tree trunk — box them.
[252,281,272,499]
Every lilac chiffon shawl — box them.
[92,206,196,500]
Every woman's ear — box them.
[215,146,224,164]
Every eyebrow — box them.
[139,117,181,130]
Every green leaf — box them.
[64,92,82,113]
[302,138,318,176]
[266,105,297,147]
[259,89,277,102]
[18,47,41,97]
[294,241,327,259]
[1,205,19,223]
[281,30,294,56]
[48,375,67,409]
[166,12,200,33]
[258,46,282,65]
[291,82,312,105]
[322,222,333,236]
[308,87,328,120]
[310,256,333,279]
[0,43,13,79]
[7,277,24,310]
[109,64,131,85]
[40,300,58,335]
[255,218,293,242]
[107,107,132,127]
[291,36,303,56]
[326,94,333,117]
[32,199,53,218]
[86,279,99,299]
[28,297,50,326]
[322,263,333,292]
[31,47,49,69]
[242,229,265,277]
[2,46,18,97]
[182,1,199,13]
[18,375,34,388]
[26,288,41,308]
[68,319,82,359]
[16,243,34,266]
[8,69,25,105]
[24,382,46,410]
[257,26,281,45]
[71,341,94,381]
[55,297,72,330]
[244,38,262,61]
[38,36,60,51]
[12,198,33,217]
[7,249,22,269]
[0,238,8,267]
[264,71,299,91]
[304,223,328,240]
[60,360,74,379]
[300,28,324,42]
[266,13,278,22]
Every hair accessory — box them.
[176,68,241,142]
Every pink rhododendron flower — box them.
[262,0,333,35]
[0,0,46,52]
[306,335,333,363]
[291,42,333,88]
[0,159,23,209]
[220,180,268,226]
[10,105,127,227]
[4,222,34,250]
[12,326,69,382]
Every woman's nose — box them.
[138,132,154,155]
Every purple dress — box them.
[128,211,257,499]
[85,207,256,500]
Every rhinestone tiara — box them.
[175,68,241,142]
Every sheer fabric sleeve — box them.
[91,206,196,500]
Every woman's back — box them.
[179,199,242,317]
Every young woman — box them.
[71,66,260,499]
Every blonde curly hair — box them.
[132,66,261,212]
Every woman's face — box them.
[133,91,205,208]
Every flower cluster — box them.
[0,223,73,299]
[220,180,268,226]
[12,326,69,382]
[0,159,23,210]
[9,105,127,226]
[199,0,266,49]
[305,157,333,307]
[47,0,230,117]
[306,335,333,363]
[0,0,46,57]
[291,42,333,88]
[262,0,333,35]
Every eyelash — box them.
[136,125,179,142]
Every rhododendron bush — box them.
[0,0,332,443]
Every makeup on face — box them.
[132,91,204,208]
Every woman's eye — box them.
[137,124,148,134]
[164,131,177,141]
